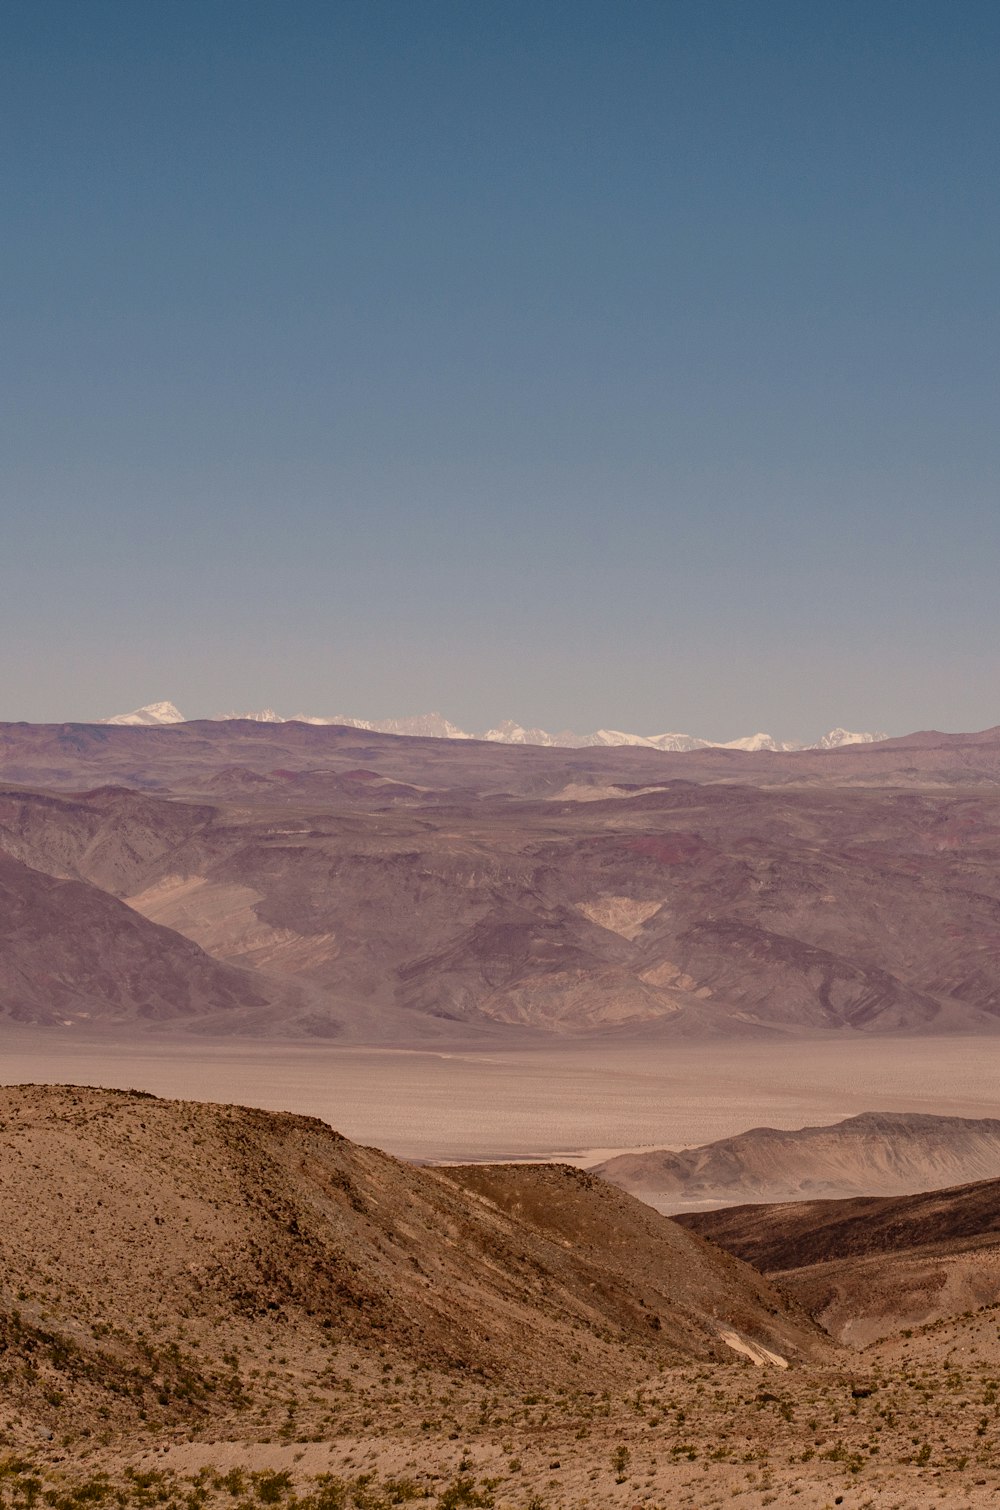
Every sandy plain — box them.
[0,1029,998,1165]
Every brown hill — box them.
[679,1172,1000,1344]
[0,1084,831,1450]
[3,1084,1000,1509]
[591,1111,1000,1210]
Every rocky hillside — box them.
[6,779,1000,1042]
[0,1085,831,1452]
[591,1111,1000,1209]
[0,850,295,1029]
[6,717,1000,793]
[679,1172,1000,1344]
[9,1086,1000,1505]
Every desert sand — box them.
[0,1030,998,1161]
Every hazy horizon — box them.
[0,697,911,747]
[4,691,992,748]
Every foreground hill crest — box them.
[0,1081,831,1450]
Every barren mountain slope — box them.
[592,1111,1000,1209]
[0,1084,832,1451]
[679,1173,1000,1344]
[441,1160,820,1365]
[8,761,1000,1036]
[0,850,295,1029]
[0,785,217,893]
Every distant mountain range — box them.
[9,715,1000,1045]
[102,701,888,752]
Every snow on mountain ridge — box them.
[645,732,715,752]
[213,708,283,723]
[815,726,890,748]
[482,720,559,746]
[101,704,888,749]
[721,732,793,752]
[103,701,186,726]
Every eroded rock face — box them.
[6,722,1000,1040]
[0,849,286,1027]
[678,1168,1000,1344]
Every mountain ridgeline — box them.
[591,1112,1000,1210]
[102,699,886,751]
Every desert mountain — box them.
[0,849,299,1030]
[679,1170,1000,1345]
[8,730,1000,1037]
[591,1111,1000,1211]
[103,700,186,726]
[102,701,886,751]
[5,716,999,796]
[0,1083,831,1451]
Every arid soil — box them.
[0,1084,829,1441]
[9,723,1000,1502]
[592,1111,1000,1210]
[1,1087,1000,1510]
[4,1084,1000,1508]
[9,722,1000,1040]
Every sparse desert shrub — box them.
[380,1479,422,1505]
[436,1479,491,1510]
[215,1470,247,1499]
[611,1444,630,1482]
[298,1475,347,1510]
[252,1472,293,1505]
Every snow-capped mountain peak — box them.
[100,701,890,752]
[482,720,558,746]
[645,731,715,752]
[213,708,284,723]
[588,728,661,749]
[813,727,890,749]
[103,701,186,726]
[720,732,789,753]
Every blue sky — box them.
[2,1,999,739]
